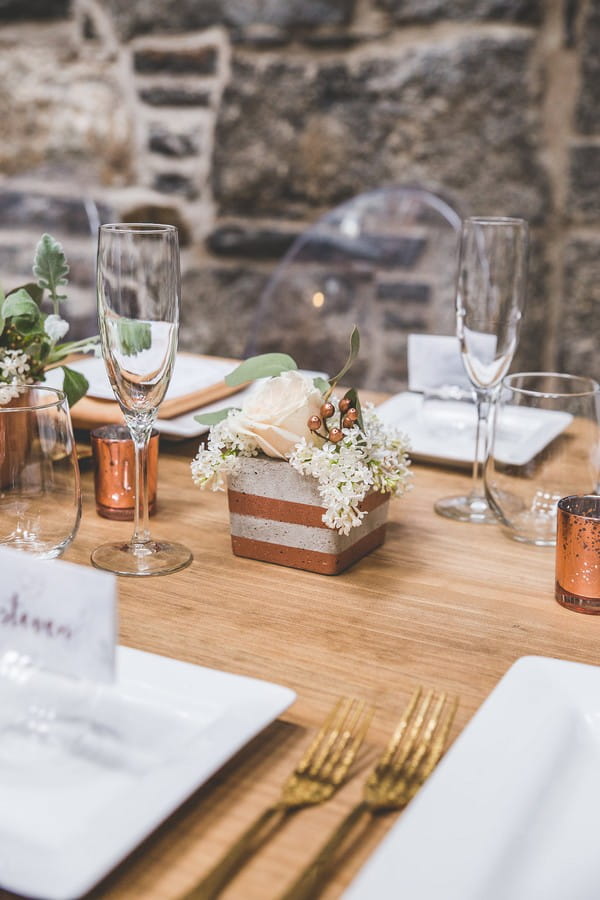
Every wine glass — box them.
[434,216,529,523]
[91,223,192,575]
[0,385,81,557]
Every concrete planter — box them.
[227,456,389,575]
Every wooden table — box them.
[55,437,600,900]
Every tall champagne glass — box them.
[91,224,192,575]
[435,216,529,523]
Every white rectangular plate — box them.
[376,392,572,466]
[345,656,600,900]
[0,646,295,900]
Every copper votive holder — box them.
[555,495,600,614]
[91,425,158,520]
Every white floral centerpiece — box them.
[191,330,411,574]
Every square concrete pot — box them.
[227,456,389,575]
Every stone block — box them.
[179,267,269,358]
[0,0,70,20]
[153,173,198,199]
[575,0,600,134]
[206,224,300,259]
[138,86,211,107]
[148,126,200,158]
[213,34,549,225]
[105,0,355,40]
[375,0,541,25]
[133,47,217,76]
[0,190,112,235]
[568,145,600,223]
[561,239,600,381]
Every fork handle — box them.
[278,801,371,900]
[181,805,287,900]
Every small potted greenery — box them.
[0,233,98,408]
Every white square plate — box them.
[345,656,600,900]
[376,392,572,466]
[0,646,295,900]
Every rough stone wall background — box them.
[0,0,597,382]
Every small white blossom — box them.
[0,383,24,405]
[0,349,31,381]
[44,314,69,343]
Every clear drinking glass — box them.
[91,223,192,576]
[485,373,600,545]
[435,216,529,523]
[0,385,81,558]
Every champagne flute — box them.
[435,216,529,523]
[91,223,192,575]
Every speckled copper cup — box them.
[555,495,600,613]
[91,425,158,520]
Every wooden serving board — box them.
[69,354,245,431]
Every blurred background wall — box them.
[0,0,597,379]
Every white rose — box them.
[233,370,324,459]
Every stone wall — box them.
[0,0,598,383]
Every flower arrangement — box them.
[0,234,98,407]
[191,329,412,535]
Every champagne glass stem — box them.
[469,390,489,499]
[133,430,150,545]
[126,414,155,547]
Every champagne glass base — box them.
[434,494,498,524]
[91,540,193,577]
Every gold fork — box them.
[180,697,373,900]
[278,687,458,900]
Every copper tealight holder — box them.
[555,495,600,614]
[91,425,158,520]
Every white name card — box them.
[0,547,117,683]
[408,334,472,392]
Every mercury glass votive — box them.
[555,495,600,614]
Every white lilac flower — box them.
[44,314,69,343]
[0,350,31,381]
[0,382,24,405]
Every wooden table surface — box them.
[51,435,600,900]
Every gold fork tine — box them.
[318,699,369,781]
[279,689,458,900]
[180,696,372,900]
[374,686,421,772]
[296,696,349,775]
[327,702,373,786]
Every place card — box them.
[0,547,117,683]
[408,333,499,394]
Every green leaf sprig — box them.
[0,232,100,407]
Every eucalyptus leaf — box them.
[313,376,330,394]
[194,407,235,425]
[33,234,69,304]
[117,320,152,356]
[225,353,297,387]
[2,289,42,332]
[60,366,89,407]
[328,326,360,387]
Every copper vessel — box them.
[555,495,600,613]
[91,425,158,520]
